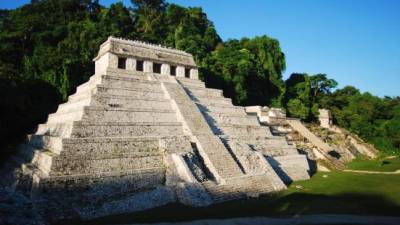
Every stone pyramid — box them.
[17,37,310,221]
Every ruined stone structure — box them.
[318,109,332,129]
[246,107,378,171]
[16,37,310,221]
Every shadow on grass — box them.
[60,192,400,225]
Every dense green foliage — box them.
[283,73,399,155]
[0,78,62,157]
[202,37,286,106]
[320,87,400,155]
[284,73,337,120]
[0,0,398,159]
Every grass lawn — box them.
[79,171,400,225]
[346,156,400,172]
[286,172,400,203]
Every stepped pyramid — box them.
[17,37,310,221]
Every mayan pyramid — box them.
[17,37,310,220]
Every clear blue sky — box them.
[2,0,399,97]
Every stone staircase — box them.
[161,79,245,182]
[178,78,297,155]
[286,119,345,170]
[178,77,310,183]
[286,119,333,153]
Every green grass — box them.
[287,172,400,202]
[346,156,400,172]
[75,171,400,225]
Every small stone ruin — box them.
[318,108,332,129]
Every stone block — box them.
[144,60,153,73]
[189,68,199,80]
[161,64,170,75]
[126,58,136,71]
[176,66,185,77]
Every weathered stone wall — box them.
[93,37,199,79]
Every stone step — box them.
[195,135,244,180]
[27,135,63,154]
[56,98,92,114]
[70,121,183,137]
[32,150,58,176]
[196,103,246,115]
[81,106,178,123]
[95,85,166,99]
[92,93,170,103]
[75,186,175,220]
[100,72,160,87]
[223,136,298,157]
[203,174,277,202]
[31,166,165,195]
[258,146,298,157]
[105,68,150,81]
[185,88,223,98]
[176,77,205,88]
[250,143,297,157]
[227,135,295,144]
[99,74,160,90]
[75,75,101,94]
[70,76,102,97]
[26,135,175,158]
[181,83,216,91]
[50,155,164,176]
[179,82,205,88]
[46,109,84,124]
[75,75,96,91]
[60,137,162,158]
[90,95,172,111]
[194,96,233,106]
[20,163,166,212]
[203,112,259,126]
[68,90,92,103]
[213,124,272,137]
[36,122,73,137]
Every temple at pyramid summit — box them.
[16,37,310,220]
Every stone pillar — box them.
[161,64,170,75]
[176,66,185,77]
[190,68,199,80]
[95,52,118,75]
[318,108,332,129]
[108,53,118,69]
[126,58,137,71]
[144,60,153,73]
